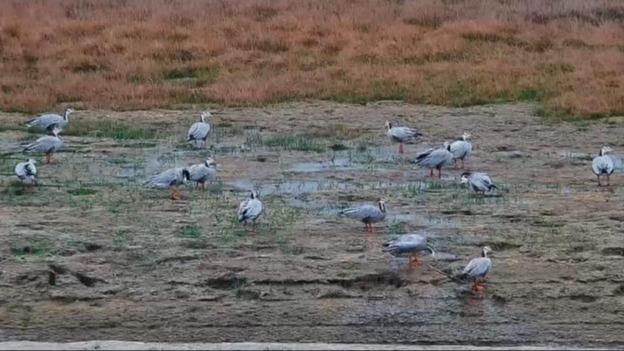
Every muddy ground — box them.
[0,101,623,347]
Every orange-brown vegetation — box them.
[1,0,623,118]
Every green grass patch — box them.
[163,65,220,86]
[12,240,52,257]
[67,187,98,196]
[262,134,326,153]
[64,120,160,140]
[177,225,202,239]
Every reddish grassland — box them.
[0,0,623,118]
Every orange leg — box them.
[45,153,52,164]
[460,159,465,169]
[429,169,434,177]
[471,279,485,292]
[607,175,611,186]
[399,143,404,154]
[597,176,601,187]
[409,254,421,267]
[438,168,442,179]
[171,187,183,200]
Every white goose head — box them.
[481,246,493,257]
[378,199,386,213]
[600,145,613,156]
[384,121,392,130]
[200,111,212,123]
[462,131,471,140]
[250,190,259,200]
[64,108,75,121]
[204,157,217,168]
[460,172,471,184]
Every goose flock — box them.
[11,110,617,294]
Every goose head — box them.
[378,199,386,213]
[384,121,392,130]
[27,159,37,165]
[204,157,217,168]
[600,145,613,156]
[462,131,471,140]
[444,141,451,151]
[64,108,75,120]
[200,111,212,123]
[250,190,259,199]
[460,172,471,184]
[481,246,493,257]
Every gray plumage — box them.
[385,121,422,143]
[450,132,472,162]
[15,159,38,185]
[24,127,63,158]
[461,172,496,194]
[340,200,386,227]
[592,146,615,186]
[414,143,454,177]
[188,158,217,187]
[383,234,434,257]
[25,108,74,131]
[144,167,190,188]
[187,112,211,147]
[461,246,493,280]
[238,191,263,223]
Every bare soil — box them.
[1,101,623,347]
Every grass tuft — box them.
[64,120,160,140]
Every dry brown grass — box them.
[1,0,624,118]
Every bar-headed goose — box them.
[238,191,264,233]
[144,167,190,200]
[592,146,615,186]
[383,233,435,267]
[189,158,217,190]
[187,111,211,148]
[413,143,454,178]
[460,172,497,194]
[461,246,493,293]
[25,108,75,132]
[15,159,38,191]
[449,132,472,169]
[24,126,64,164]
[385,121,423,154]
[340,200,386,233]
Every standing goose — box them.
[144,167,190,200]
[26,108,75,132]
[460,172,497,194]
[592,146,615,186]
[413,143,454,178]
[24,126,64,164]
[385,121,423,154]
[449,132,472,169]
[460,246,493,292]
[238,191,264,232]
[15,159,38,191]
[189,158,217,190]
[340,200,386,233]
[187,112,212,148]
[383,234,435,267]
